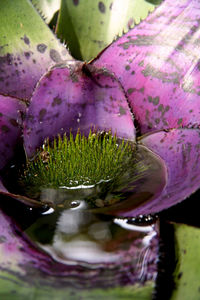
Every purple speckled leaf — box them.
[93,0,200,134]
[120,128,200,217]
[0,94,26,170]
[0,0,71,101]
[24,62,135,157]
[0,95,41,205]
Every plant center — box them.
[17,130,148,209]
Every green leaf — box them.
[0,0,71,101]
[171,223,200,300]
[0,270,154,300]
[31,0,61,23]
[56,0,159,61]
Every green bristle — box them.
[18,130,146,202]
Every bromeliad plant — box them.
[1,0,200,298]
[0,0,200,216]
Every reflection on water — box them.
[20,199,158,286]
[3,144,166,216]
[0,140,163,291]
[0,192,158,291]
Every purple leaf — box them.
[0,178,8,193]
[0,95,45,206]
[119,128,200,216]
[23,62,136,157]
[93,0,200,134]
[0,94,26,201]
[0,94,26,170]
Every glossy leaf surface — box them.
[0,0,71,101]
[128,128,200,216]
[56,0,157,61]
[93,0,200,134]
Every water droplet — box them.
[114,218,154,233]
[42,207,55,215]
[70,200,80,208]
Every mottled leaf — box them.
[171,223,200,300]
[31,0,61,24]
[125,128,200,216]
[0,0,71,101]
[23,62,136,157]
[93,0,200,134]
[56,0,158,61]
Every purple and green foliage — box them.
[0,0,71,101]
[1,0,200,299]
[1,0,200,214]
[93,0,200,134]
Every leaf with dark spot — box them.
[37,43,47,53]
[49,49,63,63]
[52,96,62,107]
[98,2,106,13]
[39,108,47,121]
[73,0,79,5]
[23,62,135,157]
[0,0,71,101]
[93,0,200,133]
[125,128,200,216]
[56,0,157,61]
[172,223,200,300]
[21,34,30,45]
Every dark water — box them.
[2,144,166,216]
[0,196,158,290]
[0,142,166,295]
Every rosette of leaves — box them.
[0,0,200,215]
[1,0,200,299]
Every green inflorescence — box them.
[19,130,139,200]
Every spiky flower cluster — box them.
[19,130,137,200]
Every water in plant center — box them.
[3,130,166,214]
[27,206,157,285]
[0,199,158,289]
[0,130,165,291]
